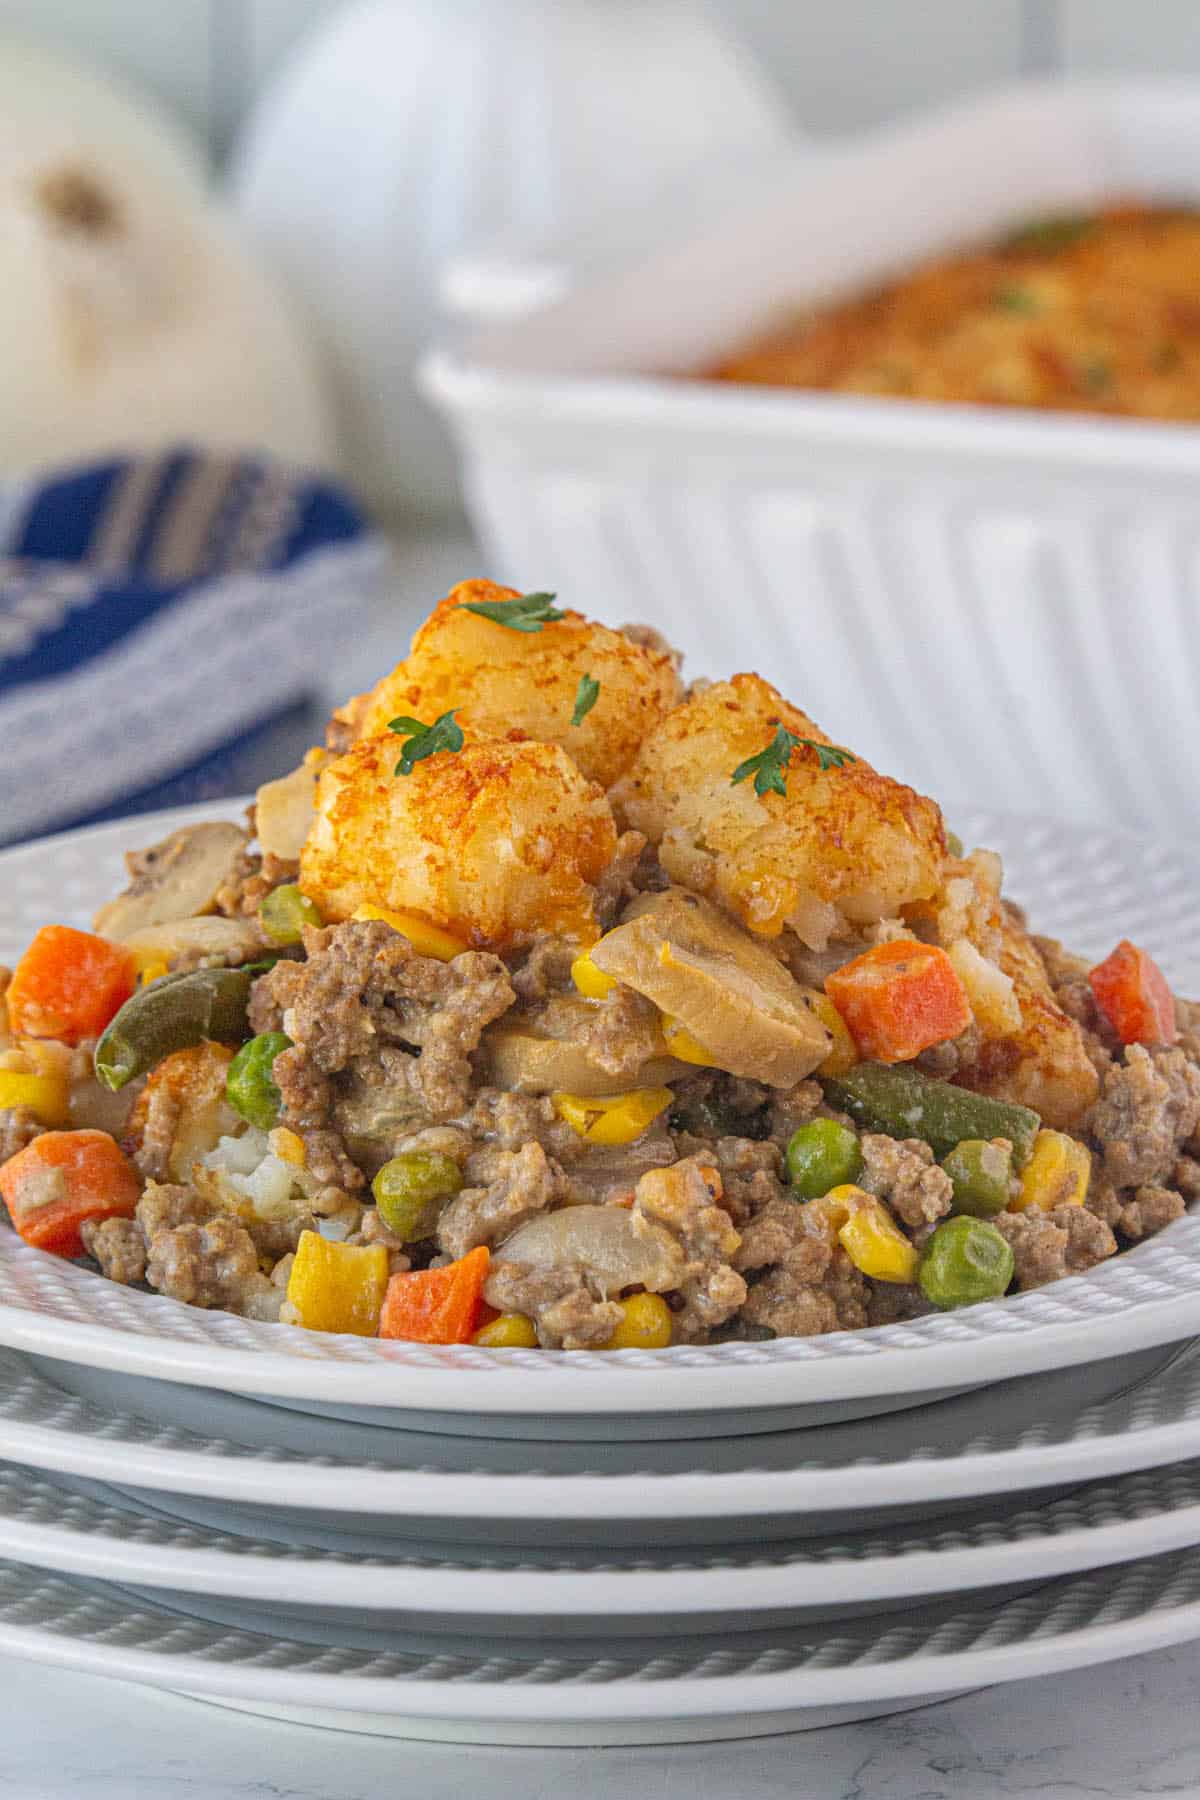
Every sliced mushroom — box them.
[255,756,324,862]
[115,915,263,968]
[482,1019,690,1097]
[335,1083,427,1174]
[488,1204,684,1297]
[590,889,831,1088]
[94,822,247,939]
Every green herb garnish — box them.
[459,590,566,632]
[1080,357,1112,394]
[731,726,856,798]
[993,285,1040,315]
[1003,213,1094,254]
[387,709,464,776]
[572,673,600,726]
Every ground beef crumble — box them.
[858,1135,954,1230]
[731,1191,868,1336]
[215,849,299,919]
[483,1260,623,1350]
[250,920,515,1186]
[993,1205,1117,1289]
[0,1107,43,1163]
[687,1136,785,1228]
[632,1159,746,1337]
[438,1141,571,1260]
[1089,1045,1200,1189]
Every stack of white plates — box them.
[0,806,1199,1744]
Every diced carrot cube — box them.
[826,939,972,1065]
[1089,940,1177,1047]
[0,1129,142,1258]
[379,1245,491,1345]
[7,926,135,1045]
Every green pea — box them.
[918,1216,1014,1310]
[226,1031,291,1131]
[260,884,323,947]
[372,1152,463,1241]
[941,1138,1013,1217]
[785,1119,863,1200]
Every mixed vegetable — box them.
[0,578,1194,1351]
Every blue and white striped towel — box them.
[0,449,388,846]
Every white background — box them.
[2,0,1200,163]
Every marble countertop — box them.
[4,1640,1199,1798]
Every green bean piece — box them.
[918,1216,1014,1310]
[226,1032,292,1131]
[945,830,964,859]
[372,1152,464,1242]
[260,884,323,947]
[942,1138,1013,1217]
[822,1064,1040,1168]
[785,1119,863,1199]
[94,967,259,1092]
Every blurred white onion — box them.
[231,0,792,518]
[0,37,333,478]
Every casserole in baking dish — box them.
[423,81,1200,842]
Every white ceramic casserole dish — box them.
[423,79,1200,841]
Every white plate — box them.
[11,1446,1200,1630]
[5,1544,1200,1744]
[1,803,1199,1435]
[3,1344,1198,1548]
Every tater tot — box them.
[611,673,946,948]
[355,581,682,789]
[300,732,618,949]
[953,904,1100,1131]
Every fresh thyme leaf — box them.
[731,725,794,797]
[387,709,464,776]
[572,673,600,727]
[731,726,856,798]
[803,738,857,773]
[1080,357,1112,394]
[993,285,1040,315]
[459,590,566,632]
[1003,213,1094,254]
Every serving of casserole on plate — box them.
[0,574,1195,1417]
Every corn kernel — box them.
[552,1086,674,1146]
[602,1291,673,1350]
[269,1127,307,1168]
[816,1183,919,1283]
[1012,1129,1091,1213]
[473,1312,538,1348]
[812,994,858,1077]
[350,905,467,962]
[138,959,170,987]
[285,1231,390,1335]
[571,951,616,1000]
[0,1069,70,1128]
[660,1015,718,1067]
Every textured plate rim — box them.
[2,802,1199,1416]
[4,1548,1200,1720]
[2,1344,1199,1520]
[8,1457,1200,1614]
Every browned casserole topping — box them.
[710,205,1200,420]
